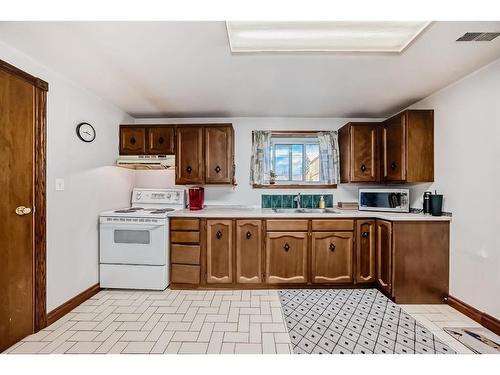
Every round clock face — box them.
[76,122,96,143]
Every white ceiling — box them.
[1,21,500,118]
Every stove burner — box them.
[149,208,175,214]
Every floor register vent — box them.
[456,32,500,42]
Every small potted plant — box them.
[269,170,276,185]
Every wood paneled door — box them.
[376,220,393,295]
[147,126,174,155]
[356,219,375,283]
[265,232,308,284]
[119,126,146,155]
[235,220,262,284]
[311,232,353,283]
[205,126,234,184]
[0,59,47,352]
[382,114,406,182]
[176,126,204,185]
[206,220,233,284]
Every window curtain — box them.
[249,130,272,185]
[317,131,340,184]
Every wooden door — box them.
[311,232,353,283]
[206,220,233,284]
[235,220,262,284]
[119,126,146,155]
[351,124,379,182]
[382,114,406,182]
[205,126,233,184]
[0,65,46,352]
[356,219,375,283]
[266,232,307,284]
[147,126,174,155]
[176,126,204,184]
[376,220,393,294]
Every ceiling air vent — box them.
[457,32,500,42]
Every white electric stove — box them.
[99,188,185,290]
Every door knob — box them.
[16,206,32,215]
[360,164,366,172]
[246,231,252,239]
[216,230,223,239]
[215,165,221,173]
[283,243,290,252]
[329,243,336,252]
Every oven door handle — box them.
[100,222,164,230]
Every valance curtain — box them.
[317,131,340,184]
[249,130,272,185]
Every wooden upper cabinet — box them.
[119,126,146,155]
[176,126,204,185]
[382,114,406,182]
[147,126,174,155]
[339,122,380,183]
[376,220,393,295]
[266,232,307,284]
[206,220,233,284]
[356,219,375,283]
[205,126,234,184]
[311,232,353,284]
[235,220,262,284]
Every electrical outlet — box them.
[55,178,65,191]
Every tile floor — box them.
[3,288,485,354]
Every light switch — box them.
[55,178,65,191]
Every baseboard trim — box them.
[447,295,500,335]
[46,284,101,326]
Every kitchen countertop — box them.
[167,206,451,222]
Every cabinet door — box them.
[176,126,204,184]
[206,220,233,284]
[356,219,375,283]
[266,232,307,284]
[376,220,392,295]
[205,126,234,184]
[120,127,146,155]
[311,232,353,284]
[351,124,379,182]
[147,127,174,155]
[236,220,262,284]
[382,114,406,182]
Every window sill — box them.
[252,184,337,189]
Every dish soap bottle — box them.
[319,195,325,209]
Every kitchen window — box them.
[250,130,339,188]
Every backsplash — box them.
[261,194,334,209]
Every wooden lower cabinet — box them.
[376,220,393,295]
[311,232,353,284]
[266,232,308,284]
[356,219,375,283]
[206,220,233,284]
[235,220,262,284]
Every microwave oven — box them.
[358,188,410,213]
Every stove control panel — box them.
[131,188,185,206]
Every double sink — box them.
[272,208,340,214]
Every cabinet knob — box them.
[360,164,366,172]
[158,136,164,144]
[216,230,223,239]
[246,231,252,239]
[215,165,221,173]
[283,243,290,252]
[130,137,136,145]
[329,243,336,252]
[391,162,397,170]
[362,232,369,238]
[186,166,192,173]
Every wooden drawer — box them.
[170,219,200,231]
[171,230,200,244]
[171,264,200,284]
[171,244,200,265]
[266,220,308,231]
[311,220,354,231]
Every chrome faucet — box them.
[294,193,301,209]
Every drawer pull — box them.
[329,243,336,252]
[158,136,164,144]
[283,243,290,252]
[360,164,366,172]
[216,230,223,239]
[246,231,252,239]
[186,166,192,173]
[215,165,221,173]
[391,162,397,170]
[130,137,136,145]
[362,231,369,238]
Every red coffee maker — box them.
[188,187,204,210]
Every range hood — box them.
[116,155,175,170]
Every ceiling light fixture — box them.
[226,21,431,53]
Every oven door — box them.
[99,218,167,265]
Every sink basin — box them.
[272,208,340,214]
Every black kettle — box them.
[423,191,432,214]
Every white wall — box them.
[0,41,135,311]
[409,59,500,318]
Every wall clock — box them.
[76,122,96,143]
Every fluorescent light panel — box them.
[226,21,430,53]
